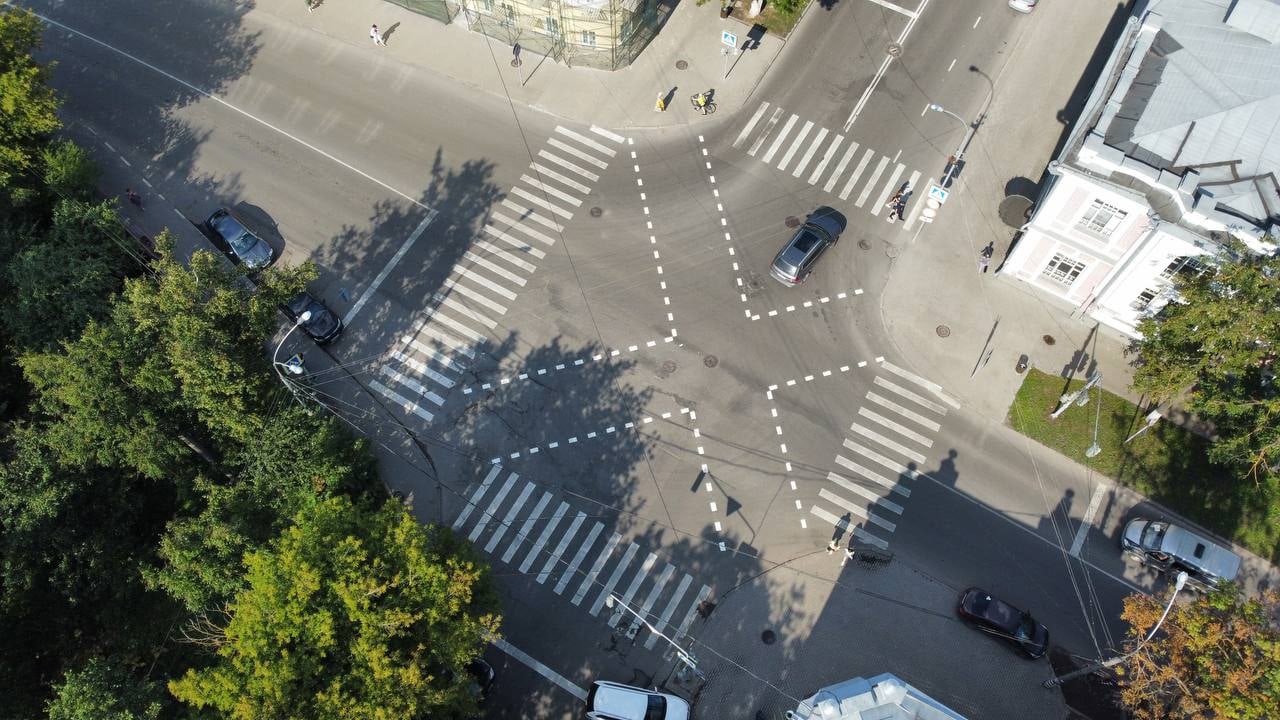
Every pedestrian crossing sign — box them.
[722,30,737,48]
[928,184,949,204]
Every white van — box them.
[1121,518,1242,591]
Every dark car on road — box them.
[283,291,343,344]
[956,587,1049,659]
[769,208,846,285]
[204,208,274,270]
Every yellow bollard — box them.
[655,95,666,112]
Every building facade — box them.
[458,0,666,71]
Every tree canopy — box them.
[0,6,61,208]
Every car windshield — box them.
[1015,614,1035,641]
[644,695,667,720]
[792,230,821,253]
[1142,521,1167,549]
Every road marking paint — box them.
[776,119,813,172]
[436,293,500,328]
[869,163,906,217]
[547,137,609,168]
[537,149,600,181]
[492,211,558,247]
[792,126,829,178]
[590,543,640,615]
[471,238,538,270]
[674,585,713,639]
[761,113,799,163]
[378,366,446,406]
[450,265,519,300]
[520,174,584,207]
[842,440,917,493]
[554,521,605,594]
[858,407,934,447]
[947,58,956,72]
[809,505,889,548]
[427,308,486,343]
[504,491,553,563]
[609,553,659,627]
[844,0,932,130]
[647,574,694,649]
[733,101,771,148]
[520,501,569,572]
[1070,483,1110,557]
[573,532,622,606]
[819,488,897,532]
[500,199,564,231]
[344,213,436,326]
[492,638,587,701]
[442,276,510,314]
[865,0,916,16]
[555,125,618,156]
[902,173,932,230]
[389,349,456,389]
[838,148,875,200]
[410,319,477,358]
[536,511,586,584]
[973,15,981,29]
[824,141,859,193]
[873,376,947,414]
[468,472,519,542]
[827,472,904,514]
[849,421,927,463]
[808,133,844,185]
[865,391,941,431]
[881,361,961,408]
[854,156,890,207]
[462,250,528,286]
[749,106,785,156]
[482,224,547,259]
[486,482,535,553]
[510,186,574,220]
[530,162,592,194]
[589,125,625,143]
[398,335,467,373]
[452,465,502,530]
[834,454,911,497]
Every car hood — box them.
[302,304,339,337]
[240,236,273,269]
[806,212,845,239]
[1122,519,1147,549]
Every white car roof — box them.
[589,681,690,720]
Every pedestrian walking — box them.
[125,187,143,210]
[977,242,994,273]
[370,24,385,46]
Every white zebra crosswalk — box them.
[810,361,960,549]
[733,102,934,228]
[453,467,713,650]
[372,125,624,422]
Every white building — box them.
[785,673,967,720]
[1001,0,1278,338]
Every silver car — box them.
[586,681,690,720]
[204,208,274,270]
[769,208,846,285]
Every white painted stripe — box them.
[827,471,904,514]
[400,332,467,372]
[451,265,518,299]
[635,563,676,630]
[589,125,625,143]
[902,172,929,231]
[452,465,503,530]
[538,149,599,181]
[590,543,640,615]
[486,482,535,553]
[733,101,771,148]
[463,251,528,286]
[510,186,573,220]
[776,120,813,172]
[646,574,693,649]
[858,407,934,447]
[504,490,552,563]
[345,212,437,326]
[520,174,583,207]
[868,163,906,217]
[609,553,658,626]
[854,156,890,207]
[435,295,498,329]
[873,376,947,414]
[389,349,456,389]
[865,391,941,431]
[809,506,889,549]
[491,638,587,701]
[472,239,538,272]
[1070,484,1110,557]
[440,276,509,316]
[761,114,799,163]
[673,584,713,639]
[500,199,564,231]
[379,365,446,406]
[554,521,604,594]
[882,361,961,408]
[428,309,486,342]
[748,106,784,156]
[531,162,591,194]
[819,488,897,532]
[482,224,548,259]
[519,501,569,573]
[547,138,608,169]
[412,320,477,357]
[849,422,927,463]
[555,125,618,156]
[492,212,558,246]
[838,148,875,200]
[824,141,859,193]
[572,533,622,606]
[808,133,844,185]
[834,455,911,498]
[536,511,586,584]
[843,439,917,488]
[468,472,519,542]
[794,127,829,178]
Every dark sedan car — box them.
[957,587,1049,659]
[769,208,846,285]
[283,292,343,344]
[204,208,274,270]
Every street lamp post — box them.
[605,594,699,673]
[272,312,311,397]
[928,66,995,188]
[1042,571,1188,688]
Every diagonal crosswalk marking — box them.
[492,211,558,247]
[530,162,592,194]
[554,521,604,595]
[389,349,455,389]
[504,490,552,563]
[442,274,512,314]
[537,149,600,182]
[536,511,586,584]
[806,132,841,183]
[819,488,896,532]
[452,465,503,530]
[734,101,771,148]
[881,361,961,409]
[510,187,574,220]
[823,141,859,193]
[675,585,713,639]
[428,308,485,342]
[647,574,693,649]
[834,454,911,497]
[809,505,889,549]
[858,406,934,447]
[462,251,528,286]
[869,163,906,217]
[792,127,829,178]
[398,337,466,373]
[843,438,919,482]
[749,107,785,156]
[547,138,609,169]
[435,294,499,329]
[839,148,875,200]
[849,421,927,464]
[826,472,904,514]
[501,199,565,232]
[776,120,813,172]
[864,391,941,431]
[555,126,617,156]
[573,533,622,606]
[468,472,519,542]
[520,175,584,207]
[483,224,548,259]
[589,125,625,143]
[472,239,538,272]
[636,563,676,629]
[761,114,799,163]
[873,376,947,414]
[855,156,890,208]
[379,365,446,406]
[486,483,535,553]
[609,553,658,627]
[520,501,568,573]
[591,543,640,615]
[369,379,434,421]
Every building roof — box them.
[789,674,967,720]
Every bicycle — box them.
[690,92,716,115]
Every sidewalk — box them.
[266,0,787,130]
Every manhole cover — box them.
[885,245,900,258]
[887,42,903,57]
[704,355,719,368]
[936,325,951,337]
[1043,334,1056,346]
[784,216,800,228]
[510,58,522,68]
[589,206,603,218]
[858,238,871,250]
[761,629,777,645]
[661,360,677,375]
[675,59,688,70]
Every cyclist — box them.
[694,92,710,114]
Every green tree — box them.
[46,658,165,720]
[42,139,100,201]
[169,496,501,720]
[1118,584,1280,719]
[1130,244,1280,477]
[0,7,61,207]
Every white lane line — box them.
[462,250,528,286]
[854,156,890,207]
[824,141,860,193]
[674,584,714,639]
[345,213,436,326]
[520,174,584,207]
[411,319,477,357]
[748,106,784,156]
[573,533,622,606]
[537,149,600,181]
[398,338,466,373]
[827,471,904,514]
[842,439,918,490]
[519,501,569,573]
[902,173,932,231]
[1070,484,1110,557]
[428,308,486,342]
[807,133,843,184]
[442,276,510,314]
[810,506,889,548]
[389,349,455,389]
[504,490,552,563]
[635,563,676,630]
[501,199,564,231]
[482,225,548,259]
[530,162,591,194]
[486,482,535,553]
[510,186,573,220]
[865,391,941,431]
[468,472,519,542]
[492,211,558,247]
[792,126,828,178]
[844,0,932,131]
[472,239,538,271]
[547,137,609,169]
[882,361,961,408]
[554,521,605,594]
[590,543,640,615]
[776,119,813,172]
[858,406,934,447]
[838,148,875,200]
[834,454,912,497]
[435,294,499,329]
[492,638,588,701]
[761,114,799,163]
[866,0,916,16]
[609,553,658,626]
[849,422,927,464]
[379,366,446,406]
[451,265,518,300]
[555,125,618,156]
[869,163,906,217]
[819,488,897,532]
[536,511,586,584]
[874,376,947,414]
[647,574,693,649]
[590,125,625,143]
[733,101,771,148]
[452,465,503,530]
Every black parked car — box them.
[204,207,274,270]
[769,208,846,285]
[956,587,1049,659]
[283,292,343,344]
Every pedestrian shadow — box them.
[382,22,401,44]
[661,86,677,112]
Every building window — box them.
[1043,253,1086,285]
[580,30,596,46]
[1159,255,1209,281]
[1078,199,1127,237]
[1131,288,1159,310]
[480,0,494,11]
[544,16,560,36]
[500,3,514,26]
